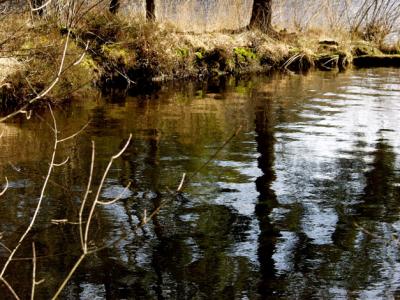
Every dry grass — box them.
[0,58,21,84]
[154,0,252,33]
[109,0,253,32]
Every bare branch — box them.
[185,125,242,188]
[0,29,70,123]
[31,0,52,12]
[57,121,90,143]
[57,29,70,78]
[84,134,132,252]
[0,104,87,298]
[0,277,20,300]
[176,173,186,192]
[79,141,95,251]
[51,254,85,300]
[0,241,11,253]
[0,177,8,196]
[142,209,147,225]
[53,134,132,299]
[31,242,36,300]
[97,181,132,205]
[0,106,58,281]
[53,157,70,167]
[73,41,90,66]
[20,110,32,120]
[0,29,89,123]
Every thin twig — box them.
[0,277,19,300]
[0,29,89,123]
[0,177,8,196]
[0,106,58,281]
[53,157,70,167]
[57,121,90,143]
[83,134,132,252]
[97,181,132,205]
[31,0,52,12]
[185,126,243,189]
[31,242,36,300]
[176,173,186,192]
[73,41,90,66]
[0,242,11,253]
[51,254,85,300]
[79,141,95,251]
[53,134,132,299]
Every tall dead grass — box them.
[154,0,253,33]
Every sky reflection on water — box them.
[0,68,400,299]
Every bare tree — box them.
[250,0,273,33]
[146,0,155,20]
[351,0,400,43]
[109,0,154,20]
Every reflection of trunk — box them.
[359,139,399,220]
[254,98,279,296]
[250,0,272,33]
[146,0,155,20]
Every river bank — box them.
[0,12,399,113]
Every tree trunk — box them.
[250,0,273,33]
[109,0,119,14]
[146,0,155,20]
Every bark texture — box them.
[146,0,155,20]
[250,0,273,33]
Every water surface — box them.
[1,68,400,299]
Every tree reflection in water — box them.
[1,69,400,298]
[254,91,280,298]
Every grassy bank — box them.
[0,15,99,110]
[0,11,399,112]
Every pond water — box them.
[1,68,400,299]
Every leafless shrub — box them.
[0,103,189,298]
[350,0,400,44]
[273,0,400,44]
